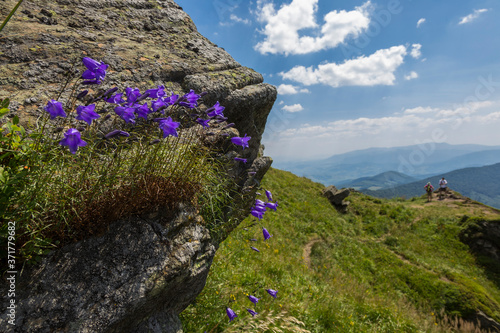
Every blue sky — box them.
[175,0,500,162]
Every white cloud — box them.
[282,104,304,112]
[459,9,488,25]
[264,100,500,159]
[254,0,372,55]
[410,43,422,59]
[277,84,310,95]
[229,14,251,25]
[404,71,419,81]
[416,18,426,28]
[279,45,407,87]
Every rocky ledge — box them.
[0,0,276,332]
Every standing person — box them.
[424,182,434,202]
[438,177,448,199]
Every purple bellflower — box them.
[266,289,278,299]
[265,190,273,202]
[206,101,225,118]
[59,128,87,154]
[105,93,125,104]
[165,93,179,106]
[251,246,260,252]
[125,87,141,105]
[105,130,130,139]
[44,100,67,119]
[196,118,210,128]
[265,202,278,211]
[152,98,168,113]
[134,103,150,120]
[76,104,100,125]
[114,106,136,124]
[181,89,200,108]
[82,57,108,84]
[248,295,260,305]
[234,157,247,163]
[247,309,258,317]
[226,307,237,322]
[144,85,165,99]
[231,134,251,150]
[156,117,180,138]
[263,227,272,241]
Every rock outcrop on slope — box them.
[0,1,277,332]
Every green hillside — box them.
[364,163,500,209]
[180,168,500,332]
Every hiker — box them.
[424,182,434,202]
[438,177,448,199]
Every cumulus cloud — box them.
[254,0,372,55]
[277,84,310,95]
[229,14,251,25]
[416,18,426,28]
[404,71,419,81]
[279,45,407,87]
[459,9,488,25]
[282,104,304,112]
[410,44,422,59]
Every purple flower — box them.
[105,93,125,104]
[59,128,87,154]
[251,246,260,252]
[196,118,210,128]
[144,85,165,99]
[103,87,119,98]
[248,295,260,305]
[263,228,272,241]
[44,100,66,119]
[114,106,136,124]
[231,134,251,150]
[152,98,168,113]
[182,89,200,108]
[266,289,278,299]
[76,90,88,100]
[76,104,100,125]
[165,93,179,106]
[251,210,264,220]
[226,307,237,322]
[134,103,150,120]
[265,190,273,202]
[105,130,130,139]
[247,309,258,317]
[207,101,225,118]
[250,238,257,242]
[234,157,247,163]
[82,57,108,84]
[265,202,278,211]
[125,87,141,105]
[157,117,180,138]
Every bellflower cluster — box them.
[82,57,108,84]
[250,190,278,221]
[44,57,235,154]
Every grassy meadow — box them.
[180,168,500,332]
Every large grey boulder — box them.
[0,0,276,331]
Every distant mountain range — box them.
[337,171,418,190]
[363,163,500,209]
[275,143,500,186]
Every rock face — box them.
[460,219,500,265]
[0,0,276,332]
[322,185,351,213]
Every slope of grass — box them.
[180,168,500,332]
